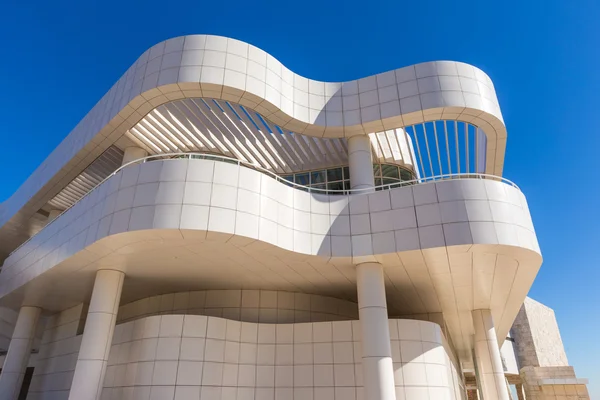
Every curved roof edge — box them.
[0,35,507,247]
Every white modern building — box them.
[0,34,571,400]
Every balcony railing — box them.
[120,152,520,194]
[9,152,519,257]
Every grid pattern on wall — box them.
[100,315,464,400]
[116,290,359,324]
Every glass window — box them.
[400,169,413,181]
[381,164,400,179]
[295,173,309,186]
[327,167,343,182]
[311,170,326,184]
[373,164,381,177]
[277,163,413,194]
[327,181,345,191]
[382,178,399,186]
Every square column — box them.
[472,309,510,400]
[0,306,41,400]
[68,270,124,400]
[356,262,396,400]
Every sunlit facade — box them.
[0,35,564,400]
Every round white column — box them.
[68,270,124,400]
[356,262,396,400]
[348,135,375,190]
[472,309,510,400]
[121,146,148,166]
[0,306,41,400]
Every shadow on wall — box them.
[0,158,540,321]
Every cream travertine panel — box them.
[0,35,507,262]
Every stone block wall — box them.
[511,297,568,368]
[520,366,590,400]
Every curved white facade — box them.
[116,290,360,324]
[27,314,464,400]
[0,35,540,400]
[0,34,506,260]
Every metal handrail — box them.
[115,152,519,193]
[8,152,519,257]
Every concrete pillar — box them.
[0,306,41,400]
[121,146,148,166]
[68,270,124,400]
[356,262,396,400]
[473,309,510,400]
[348,135,375,190]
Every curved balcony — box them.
[0,34,509,269]
[0,154,540,364]
[8,152,522,257]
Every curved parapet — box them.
[0,35,507,262]
[0,158,541,362]
[28,314,464,400]
[114,34,505,141]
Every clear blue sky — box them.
[1,0,598,395]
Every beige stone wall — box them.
[510,298,590,400]
[520,366,590,400]
[511,297,568,368]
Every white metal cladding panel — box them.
[0,35,507,255]
[0,159,539,293]
[0,160,541,372]
[0,159,539,294]
[116,290,359,324]
[28,315,462,400]
[99,316,459,400]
